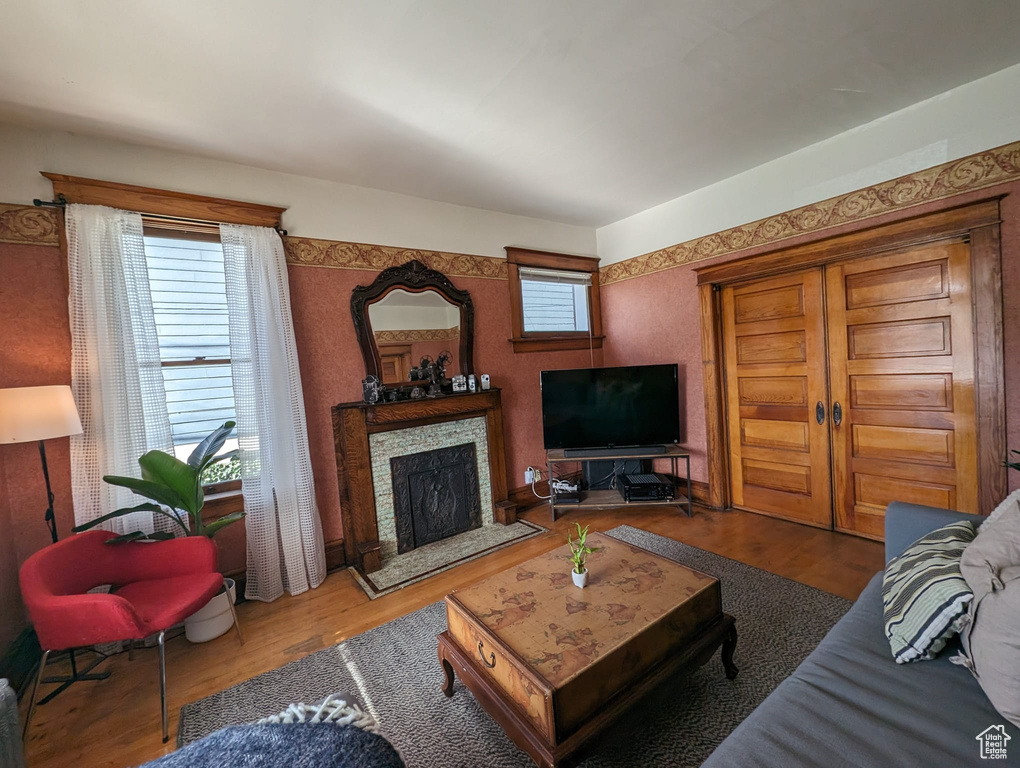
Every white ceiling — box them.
[1,1,1019,226]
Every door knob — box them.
[816,401,826,425]
[833,402,843,427]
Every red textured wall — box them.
[0,451,26,652]
[0,243,75,566]
[603,183,1020,493]
[288,266,600,543]
[0,242,598,603]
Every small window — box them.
[144,233,240,490]
[519,267,591,333]
[506,247,603,353]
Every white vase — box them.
[571,568,589,588]
[185,578,236,643]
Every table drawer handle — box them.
[478,641,496,668]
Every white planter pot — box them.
[185,578,236,643]
[571,568,589,588]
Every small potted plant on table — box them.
[73,422,246,642]
[568,523,599,588]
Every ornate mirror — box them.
[352,260,474,385]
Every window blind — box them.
[517,266,592,285]
[144,235,238,447]
[519,267,590,333]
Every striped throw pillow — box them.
[883,520,978,663]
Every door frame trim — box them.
[694,197,1006,514]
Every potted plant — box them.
[567,523,599,588]
[73,422,246,642]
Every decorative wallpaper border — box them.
[600,139,1020,285]
[0,204,60,246]
[375,326,460,343]
[0,205,510,281]
[283,237,508,280]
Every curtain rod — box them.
[32,196,288,236]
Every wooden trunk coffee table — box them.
[438,532,737,767]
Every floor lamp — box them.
[0,385,110,700]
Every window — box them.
[519,267,591,333]
[506,247,603,353]
[44,174,285,499]
[144,233,241,490]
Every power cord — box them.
[526,466,551,499]
[589,460,621,490]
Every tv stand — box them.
[563,445,667,458]
[545,445,691,521]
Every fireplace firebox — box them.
[391,442,481,554]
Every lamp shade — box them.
[0,385,83,443]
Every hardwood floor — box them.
[21,503,883,768]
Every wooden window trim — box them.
[42,173,286,229]
[504,247,603,353]
[203,479,242,496]
[202,487,244,521]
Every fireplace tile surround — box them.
[370,417,493,561]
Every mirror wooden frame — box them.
[352,260,474,381]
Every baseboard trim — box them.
[0,625,42,697]
[324,538,347,572]
[690,479,713,507]
[509,480,549,511]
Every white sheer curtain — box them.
[220,223,325,602]
[66,204,175,535]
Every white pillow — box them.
[958,500,1020,727]
[986,488,1020,525]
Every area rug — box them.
[351,519,547,599]
[179,524,853,765]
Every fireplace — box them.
[391,442,482,554]
[333,389,517,573]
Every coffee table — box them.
[438,532,737,767]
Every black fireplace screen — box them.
[391,442,482,554]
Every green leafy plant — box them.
[72,421,246,544]
[567,523,599,575]
[1008,449,1020,473]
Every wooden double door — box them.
[721,238,980,538]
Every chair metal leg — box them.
[157,630,168,744]
[225,580,244,646]
[38,648,110,704]
[22,650,50,742]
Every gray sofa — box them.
[704,502,1019,768]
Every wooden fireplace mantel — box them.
[332,389,516,573]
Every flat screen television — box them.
[540,364,680,453]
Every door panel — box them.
[379,345,412,385]
[735,331,808,364]
[826,240,978,539]
[722,270,832,527]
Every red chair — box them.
[19,530,243,743]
